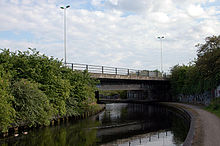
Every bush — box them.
[0,65,15,132]
[0,88,15,133]
[206,98,220,118]
[12,79,52,127]
[207,98,220,110]
[0,49,98,132]
[170,35,220,99]
[62,68,98,115]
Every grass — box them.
[205,97,220,118]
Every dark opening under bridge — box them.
[66,63,171,102]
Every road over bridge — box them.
[66,63,171,101]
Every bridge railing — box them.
[66,63,163,78]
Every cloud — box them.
[187,4,205,17]
[0,0,220,72]
[91,0,104,6]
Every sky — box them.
[0,0,220,73]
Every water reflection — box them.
[1,119,100,146]
[0,103,189,146]
[97,103,189,145]
[102,131,181,146]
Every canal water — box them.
[1,103,190,146]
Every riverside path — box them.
[165,103,220,146]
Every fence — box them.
[66,63,163,78]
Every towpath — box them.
[166,103,220,146]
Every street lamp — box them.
[60,5,70,65]
[157,36,165,73]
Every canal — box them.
[1,103,190,146]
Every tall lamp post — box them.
[157,36,165,73]
[60,5,70,65]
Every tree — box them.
[196,35,220,90]
[170,65,189,96]
[12,79,52,127]
[170,35,220,98]
[0,65,15,132]
[0,48,99,132]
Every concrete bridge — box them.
[66,63,171,101]
[66,63,166,79]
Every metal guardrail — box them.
[66,63,163,78]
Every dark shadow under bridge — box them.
[66,63,171,102]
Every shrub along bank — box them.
[206,98,220,118]
[170,35,220,104]
[0,49,99,133]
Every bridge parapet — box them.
[91,73,166,80]
[66,63,167,80]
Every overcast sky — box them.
[0,0,220,72]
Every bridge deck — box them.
[66,63,168,81]
[91,73,166,81]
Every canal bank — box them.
[0,104,106,138]
[163,102,220,146]
[1,103,189,146]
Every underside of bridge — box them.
[96,78,171,102]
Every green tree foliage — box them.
[0,48,98,132]
[0,49,70,117]
[170,35,220,98]
[0,65,15,132]
[12,79,52,127]
[196,35,220,90]
[61,67,98,115]
[170,65,189,96]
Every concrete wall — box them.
[178,84,220,105]
[178,92,211,105]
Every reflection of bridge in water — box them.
[102,130,170,146]
[93,103,189,145]
[66,63,171,101]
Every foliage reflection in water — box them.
[1,103,189,146]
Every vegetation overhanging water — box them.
[1,103,190,146]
